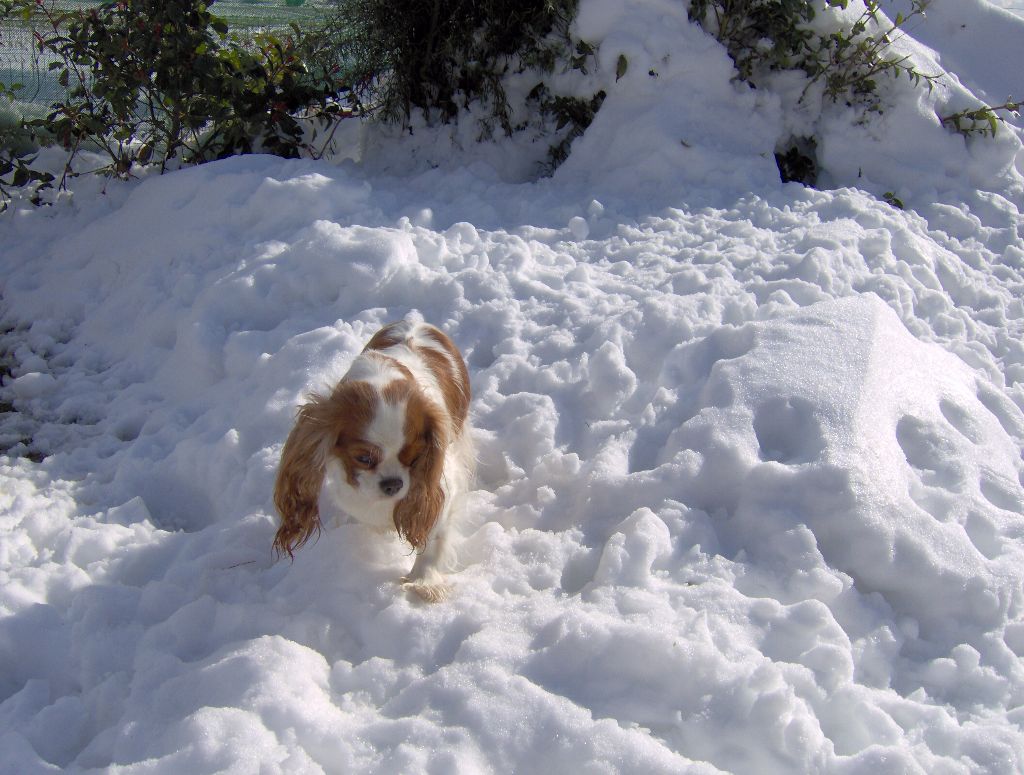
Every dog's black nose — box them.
[380,477,404,497]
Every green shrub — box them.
[688,0,819,84]
[689,0,940,184]
[526,84,606,169]
[0,125,54,212]
[688,0,935,111]
[775,136,818,185]
[329,0,578,128]
[1,0,346,200]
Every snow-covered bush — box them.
[1,100,53,210]
[331,0,1007,186]
[327,0,609,169]
[688,0,933,104]
[328,0,579,129]
[688,0,937,183]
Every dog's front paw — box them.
[400,576,451,603]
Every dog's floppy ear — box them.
[272,382,374,558]
[273,397,332,558]
[393,398,448,550]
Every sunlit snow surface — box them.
[3,1,1024,773]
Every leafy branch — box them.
[802,0,940,108]
[940,100,1020,138]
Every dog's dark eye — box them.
[355,454,374,466]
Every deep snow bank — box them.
[2,150,1024,772]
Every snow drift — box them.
[2,1,1024,773]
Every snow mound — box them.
[3,160,1024,771]
[647,295,1024,645]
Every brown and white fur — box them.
[273,318,474,601]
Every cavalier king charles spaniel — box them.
[273,318,474,602]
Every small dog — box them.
[273,318,474,601]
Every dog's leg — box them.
[401,498,458,602]
[401,436,473,602]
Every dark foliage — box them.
[330,0,578,129]
[774,137,817,186]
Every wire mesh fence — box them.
[1,10,66,110]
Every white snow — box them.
[2,1,1024,773]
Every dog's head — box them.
[272,355,449,557]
